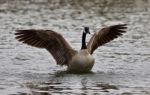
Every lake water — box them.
[0,0,150,95]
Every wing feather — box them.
[15,30,77,65]
[87,24,127,54]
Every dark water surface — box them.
[0,0,150,95]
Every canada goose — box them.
[15,24,127,73]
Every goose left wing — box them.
[87,24,127,54]
[15,30,77,66]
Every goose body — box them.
[68,49,94,73]
[15,24,127,73]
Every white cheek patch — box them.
[83,30,86,33]
[90,33,94,35]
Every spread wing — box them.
[87,24,127,54]
[15,30,77,66]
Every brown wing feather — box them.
[15,30,77,65]
[87,24,127,54]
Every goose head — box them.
[84,27,90,34]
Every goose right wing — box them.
[87,24,127,54]
[15,30,77,65]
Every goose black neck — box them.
[81,32,87,49]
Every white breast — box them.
[68,50,95,73]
